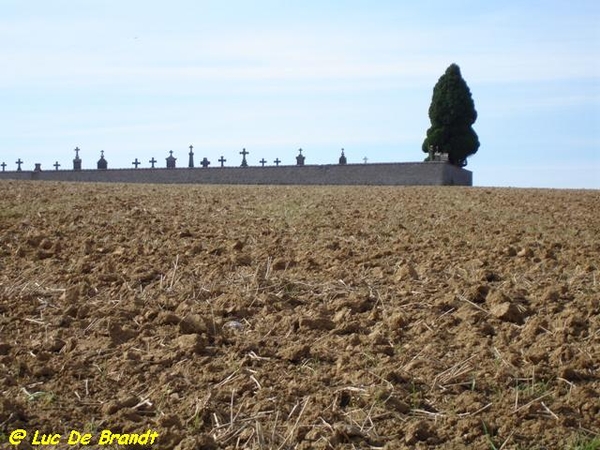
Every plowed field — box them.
[0,181,598,449]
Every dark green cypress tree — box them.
[422,64,480,167]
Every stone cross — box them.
[363,157,368,164]
[218,156,226,167]
[53,161,61,170]
[73,147,82,170]
[188,145,194,168]
[16,158,23,171]
[339,148,347,165]
[200,157,210,168]
[259,158,267,167]
[274,158,281,166]
[240,148,249,167]
[149,157,157,168]
[132,158,141,168]
[1,162,6,172]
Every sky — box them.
[0,0,598,188]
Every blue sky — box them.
[1,0,598,188]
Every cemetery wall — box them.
[0,162,472,186]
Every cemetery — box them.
[0,147,473,186]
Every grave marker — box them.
[259,158,267,167]
[97,150,108,170]
[149,157,157,168]
[54,161,61,170]
[132,158,141,169]
[296,148,305,166]
[339,149,347,165]
[218,156,226,167]
[73,147,82,171]
[201,157,210,168]
[188,145,194,168]
[166,150,177,169]
[34,163,42,172]
[274,158,281,166]
[1,162,6,172]
[240,148,249,167]
[363,157,368,164]
[16,158,23,171]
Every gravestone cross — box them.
[240,148,249,167]
[218,156,226,167]
[16,158,23,171]
[149,157,157,168]
[200,157,210,168]
[363,157,368,164]
[73,147,82,171]
[54,161,61,170]
[132,158,141,169]
[188,145,194,168]
[339,148,347,165]
[274,158,281,166]
[1,162,6,172]
[259,158,267,167]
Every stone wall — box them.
[0,162,472,186]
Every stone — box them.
[188,145,194,168]
[166,150,176,169]
[97,150,107,170]
[239,148,249,167]
[296,148,305,166]
[73,147,82,171]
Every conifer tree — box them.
[422,64,479,167]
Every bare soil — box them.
[0,181,598,449]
